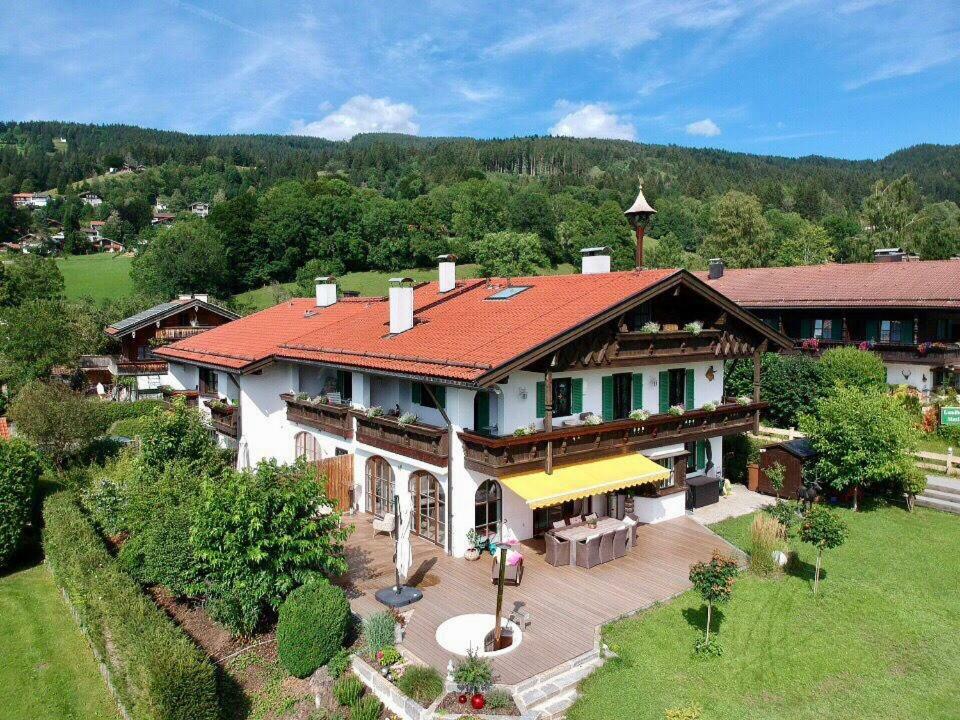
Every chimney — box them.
[708,259,725,280]
[438,254,457,293]
[193,293,209,303]
[315,276,337,307]
[388,277,415,334]
[581,247,611,274]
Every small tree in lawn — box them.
[688,551,739,648]
[799,505,847,594]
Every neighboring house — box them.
[12,192,51,209]
[153,199,168,213]
[80,191,103,207]
[700,254,960,395]
[189,202,209,218]
[105,295,239,393]
[152,212,176,226]
[16,233,45,253]
[154,252,790,557]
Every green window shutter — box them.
[435,385,446,409]
[412,382,422,405]
[865,320,879,342]
[684,368,695,410]
[658,371,670,413]
[832,318,843,341]
[799,318,812,339]
[572,378,584,414]
[601,376,614,421]
[536,381,545,419]
[475,391,490,430]
[696,440,707,470]
[631,373,643,410]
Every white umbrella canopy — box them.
[396,499,413,586]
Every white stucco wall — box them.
[885,361,934,394]
[166,362,197,391]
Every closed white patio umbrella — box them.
[375,494,422,608]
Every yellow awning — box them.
[501,453,671,510]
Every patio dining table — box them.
[553,516,632,566]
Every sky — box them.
[1,1,958,159]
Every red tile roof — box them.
[155,270,680,382]
[697,260,960,309]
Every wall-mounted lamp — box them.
[902,370,911,379]
[518,386,528,400]
[706,365,716,382]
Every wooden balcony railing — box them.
[116,359,169,375]
[281,394,353,440]
[459,401,765,475]
[614,329,725,362]
[206,401,239,439]
[160,387,199,407]
[154,326,215,341]
[794,339,960,364]
[355,413,449,466]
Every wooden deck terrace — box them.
[335,513,745,686]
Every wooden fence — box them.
[314,454,355,511]
[754,425,958,477]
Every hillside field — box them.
[56,254,134,301]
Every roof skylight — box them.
[487,286,531,300]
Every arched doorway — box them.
[294,431,322,462]
[474,480,502,542]
[365,456,394,518]
[409,472,446,546]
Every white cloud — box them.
[550,104,636,140]
[685,118,721,137]
[291,95,419,141]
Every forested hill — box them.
[2,120,958,207]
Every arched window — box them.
[365,456,395,518]
[474,480,501,541]
[294,431,322,462]
[409,472,446,546]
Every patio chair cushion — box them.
[552,520,567,530]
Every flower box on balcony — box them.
[281,393,353,440]
[355,412,449,466]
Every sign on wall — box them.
[941,407,960,427]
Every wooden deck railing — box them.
[116,359,168,375]
[206,401,239,438]
[281,394,353,440]
[459,401,765,475]
[154,326,215,341]
[793,339,960,364]
[355,413,449,466]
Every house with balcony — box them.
[154,251,790,558]
[701,255,960,395]
[104,294,238,394]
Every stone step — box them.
[513,648,600,694]
[535,687,580,720]
[518,658,604,712]
[926,476,960,496]
[922,488,960,503]
[915,495,960,515]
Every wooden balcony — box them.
[794,339,960,365]
[355,413,449,466]
[459,401,765,476]
[613,329,754,365]
[154,326,216,341]
[116,359,168,375]
[206,401,239,439]
[281,393,353,440]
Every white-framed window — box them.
[813,318,833,339]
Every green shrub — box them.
[327,648,351,679]
[397,666,444,705]
[191,458,349,636]
[91,399,166,435]
[42,492,219,720]
[109,415,155,439]
[763,500,802,537]
[277,579,351,678]
[694,633,723,658]
[332,675,364,707]
[349,695,382,720]
[0,439,42,568]
[452,650,493,694]
[363,611,396,657]
[819,346,887,393]
[484,688,513,710]
[376,645,401,667]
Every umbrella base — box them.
[375,585,423,608]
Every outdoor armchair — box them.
[545,531,571,567]
[575,534,602,569]
[599,531,615,563]
[372,513,395,537]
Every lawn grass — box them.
[916,434,956,455]
[569,503,960,720]
[234,262,577,311]
[0,564,118,720]
[56,254,134,301]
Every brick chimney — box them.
[708,259,725,279]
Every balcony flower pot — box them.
[464,547,481,561]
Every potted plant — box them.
[629,409,650,421]
[668,404,685,416]
[639,321,661,334]
[464,530,482,561]
[683,320,704,336]
[366,405,384,418]
[582,413,602,425]
[700,401,717,412]
[397,411,418,426]
[735,395,752,406]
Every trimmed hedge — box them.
[42,492,219,720]
[90,400,166,435]
[277,579,350,677]
[0,439,42,568]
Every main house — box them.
[154,252,790,557]
[105,295,238,393]
[700,254,960,395]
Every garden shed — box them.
[758,438,817,499]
